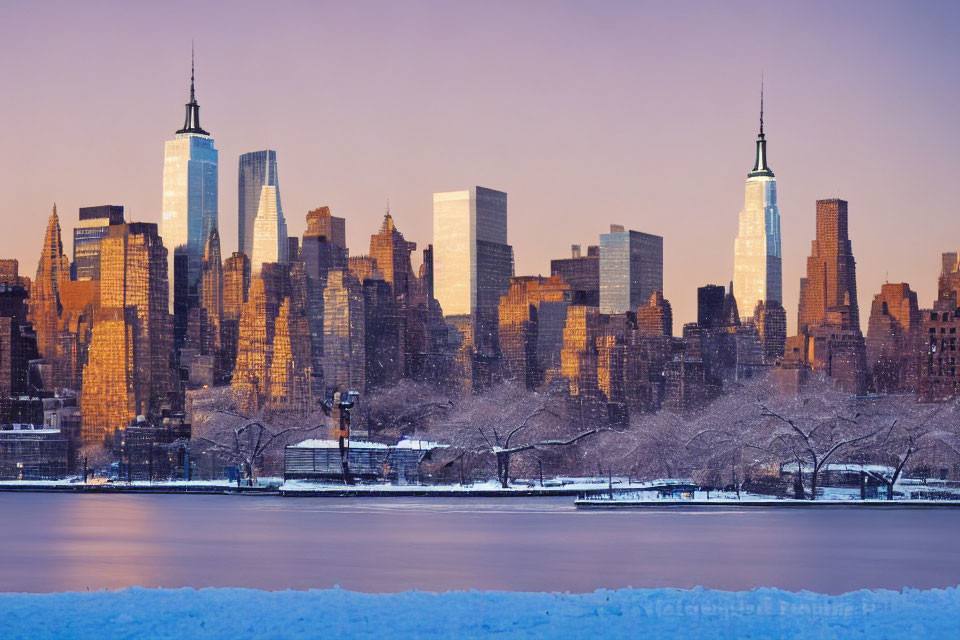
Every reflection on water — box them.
[1,494,959,594]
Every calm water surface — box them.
[1,493,958,594]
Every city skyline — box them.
[3,1,960,335]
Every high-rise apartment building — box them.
[73,205,124,281]
[598,225,663,315]
[162,54,218,349]
[238,150,286,259]
[733,90,782,322]
[432,186,514,355]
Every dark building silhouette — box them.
[551,245,600,306]
[697,285,725,330]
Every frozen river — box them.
[2,493,958,594]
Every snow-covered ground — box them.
[1,586,957,639]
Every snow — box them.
[289,438,447,450]
[1,586,957,639]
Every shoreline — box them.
[2,481,960,505]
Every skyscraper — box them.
[598,225,663,315]
[302,207,349,385]
[82,223,174,442]
[200,228,223,355]
[433,186,514,363]
[238,150,288,262]
[498,275,570,389]
[369,211,417,301]
[733,87,782,322]
[797,199,860,333]
[73,205,124,281]
[251,185,287,275]
[788,198,866,393]
[323,270,365,392]
[30,205,71,364]
[161,51,218,349]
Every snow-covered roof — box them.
[780,462,896,474]
[289,438,447,451]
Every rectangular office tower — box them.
[238,150,287,263]
[73,205,124,281]
[433,187,514,349]
[598,225,663,315]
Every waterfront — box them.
[2,494,959,595]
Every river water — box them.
[2,493,958,594]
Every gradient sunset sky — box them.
[2,0,959,333]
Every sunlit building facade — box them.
[433,186,514,367]
[733,94,782,323]
[251,185,286,276]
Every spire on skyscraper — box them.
[748,79,773,179]
[760,76,764,136]
[177,43,209,136]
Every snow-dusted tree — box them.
[426,383,608,488]
[358,380,455,441]
[861,399,960,499]
[190,387,330,482]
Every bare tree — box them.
[194,408,327,484]
[862,401,959,499]
[425,383,608,488]
[757,400,884,500]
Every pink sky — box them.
[2,0,959,334]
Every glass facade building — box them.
[238,150,287,261]
[161,62,218,347]
[73,205,124,281]
[251,185,287,275]
[598,226,663,315]
[433,186,513,355]
[733,104,782,322]
[432,187,512,318]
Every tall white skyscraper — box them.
[251,185,285,276]
[162,51,218,347]
[433,186,514,356]
[238,150,287,260]
[733,88,782,322]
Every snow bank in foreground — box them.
[2,587,957,639]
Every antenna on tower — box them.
[760,73,764,136]
[190,41,196,102]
